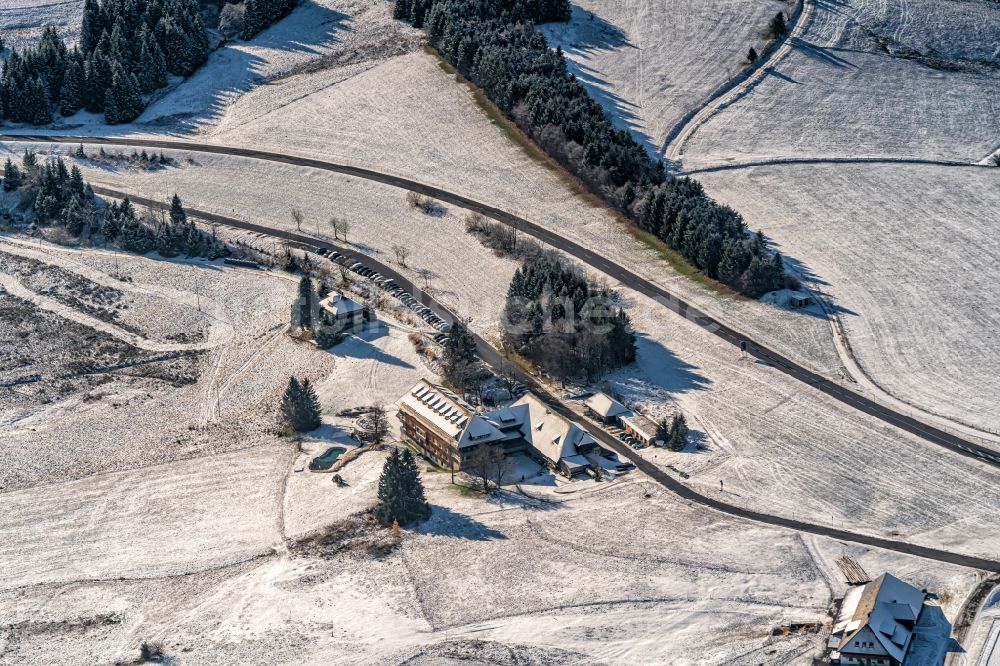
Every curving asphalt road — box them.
[662,0,813,163]
[90,185,1000,573]
[7,133,992,468]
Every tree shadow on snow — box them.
[419,505,508,541]
[329,330,415,369]
[137,1,355,131]
[539,7,657,154]
[605,332,711,400]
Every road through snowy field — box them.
[539,0,794,155]
[696,163,1000,435]
[682,0,1000,166]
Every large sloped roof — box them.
[584,392,629,419]
[838,573,924,662]
[508,393,597,465]
[320,293,364,316]
[397,379,473,441]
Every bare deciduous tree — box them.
[416,267,436,290]
[328,216,340,240]
[392,243,410,267]
[338,219,350,243]
[370,402,390,444]
[465,445,506,495]
[291,208,304,232]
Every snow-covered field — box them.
[696,163,1000,435]
[43,149,1000,561]
[681,0,1000,165]
[0,0,81,51]
[2,0,998,661]
[540,0,794,155]
[611,289,1000,562]
[0,448,980,665]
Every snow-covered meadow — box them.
[696,162,1000,435]
[681,0,1000,165]
[0,0,82,51]
[539,0,795,155]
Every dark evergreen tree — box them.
[292,276,317,330]
[59,59,84,116]
[748,47,758,63]
[169,193,186,225]
[280,376,322,432]
[80,0,105,54]
[3,159,22,191]
[668,413,689,450]
[768,12,787,38]
[441,320,478,384]
[377,448,429,526]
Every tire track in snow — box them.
[678,155,987,175]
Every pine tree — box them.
[292,276,316,330]
[3,159,22,191]
[28,77,52,125]
[59,60,84,116]
[393,0,413,20]
[104,62,144,124]
[747,47,758,63]
[169,193,186,225]
[668,414,689,450]
[280,376,321,431]
[441,319,478,387]
[377,448,428,526]
[768,12,787,39]
[298,378,322,430]
[80,0,105,54]
[281,376,303,429]
[655,417,670,446]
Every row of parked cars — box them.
[617,431,646,450]
[313,246,450,343]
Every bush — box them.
[990,153,1000,167]
[405,191,438,214]
[139,640,164,662]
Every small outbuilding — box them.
[584,392,630,424]
[789,293,812,308]
[621,412,661,447]
[319,294,367,334]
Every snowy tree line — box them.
[240,0,299,39]
[2,151,227,259]
[502,256,636,382]
[1,0,209,125]
[393,0,789,297]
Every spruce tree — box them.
[293,276,316,330]
[377,448,428,526]
[441,320,477,384]
[3,160,22,191]
[668,414,689,450]
[281,376,303,429]
[280,376,321,431]
[298,378,322,430]
[59,60,84,116]
[80,0,105,54]
[169,193,186,225]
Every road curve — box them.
[14,134,1000,465]
[5,134,999,468]
[91,185,1000,573]
[662,0,814,163]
